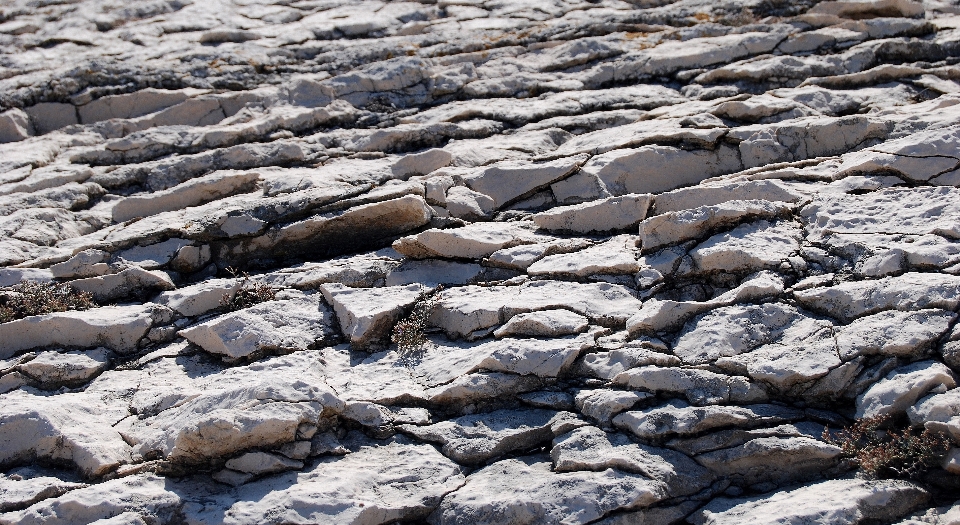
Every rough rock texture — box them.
[2,0,960,523]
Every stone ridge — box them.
[1,0,960,524]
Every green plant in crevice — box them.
[220,267,277,312]
[391,286,442,356]
[822,414,950,480]
[0,281,97,323]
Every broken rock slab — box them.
[320,283,430,348]
[393,221,546,260]
[856,360,958,419]
[399,408,584,465]
[694,436,842,487]
[638,199,793,253]
[428,456,665,525]
[17,348,110,389]
[493,309,589,339]
[690,478,929,525]
[181,294,337,360]
[533,194,652,234]
[794,272,960,322]
[613,401,804,441]
[0,303,165,358]
[550,426,713,498]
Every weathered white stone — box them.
[154,278,240,317]
[320,282,429,348]
[445,185,496,220]
[803,187,960,242]
[0,474,85,513]
[689,220,802,274]
[0,391,131,478]
[432,280,641,338]
[577,346,682,380]
[485,238,592,271]
[613,401,803,440]
[690,478,929,525]
[429,456,664,525]
[857,360,957,419]
[613,366,766,406]
[575,389,653,425]
[694,436,841,486]
[580,144,742,196]
[400,409,582,465]
[835,309,955,360]
[0,474,182,525]
[460,155,586,208]
[393,221,545,260]
[794,272,960,322]
[123,355,344,464]
[113,171,259,223]
[181,295,337,360]
[116,238,193,269]
[18,348,110,388]
[533,194,652,234]
[49,249,110,279]
[908,389,960,441]
[493,309,589,339]
[385,259,483,287]
[216,439,465,525]
[627,271,785,334]
[639,200,792,253]
[69,267,175,303]
[0,108,35,143]
[224,451,303,475]
[0,304,161,358]
[551,426,713,497]
[527,236,639,277]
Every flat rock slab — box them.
[432,280,641,338]
[638,200,792,253]
[0,390,132,478]
[393,221,547,260]
[802,186,960,241]
[551,426,714,498]
[320,282,430,348]
[612,366,767,406]
[0,303,162,358]
[0,474,86,513]
[428,456,665,525]
[493,309,589,338]
[835,309,955,360]
[689,220,802,274]
[17,348,110,388]
[400,408,583,465]
[533,194,652,234]
[613,401,804,440]
[181,294,337,360]
[856,360,957,419]
[527,235,639,277]
[795,272,960,322]
[694,436,841,486]
[213,439,465,525]
[690,478,929,525]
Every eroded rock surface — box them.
[2,0,960,523]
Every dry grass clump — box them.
[220,268,277,312]
[391,286,442,355]
[0,281,97,323]
[823,414,950,480]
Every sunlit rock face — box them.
[2,0,960,523]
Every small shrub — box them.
[220,268,277,311]
[823,414,950,480]
[391,286,442,355]
[0,281,96,323]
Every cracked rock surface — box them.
[4,0,960,523]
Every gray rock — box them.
[493,309,589,339]
[690,478,928,525]
[550,426,714,497]
[399,408,583,465]
[613,401,803,440]
[320,283,429,348]
[181,295,337,360]
[856,360,957,419]
[428,456,665,525]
